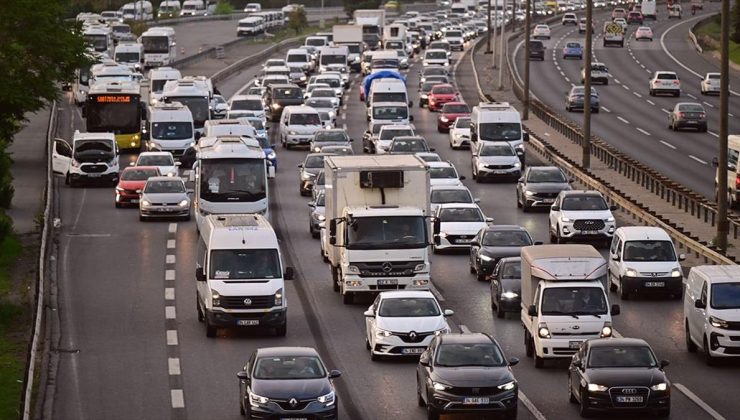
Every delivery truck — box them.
[332,24,364,71]
[354,9,386,50]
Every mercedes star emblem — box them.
[381,262,393,273]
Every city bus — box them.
[85,81,144,151]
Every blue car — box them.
[246,117,277,169]
[562,42,583,60]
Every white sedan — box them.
[135,151,179,177]
[364,291,452,361]
[427,161,465,187]
[449,116,471,149]
[432,203,492,252]
[532,24,551,39]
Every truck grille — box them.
[608,387,649,408]
[355,261,417,277]
[81,164,108,173]
[220,295,275,309]
[573,219,605,231]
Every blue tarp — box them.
[362,70,406,98]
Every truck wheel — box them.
[342,291,354,305]
[275,323,287,337]
[331,266,340,292]
[205,319,217,338]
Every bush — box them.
[0,141,12,210]
[214,0,234,15]
[0,211,11,244]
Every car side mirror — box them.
[551,205,560,211]
[534,241,543,245]
[419,354,430,366]
[236,370,249,380]
[433,218,441,235]
[679,253,686,261]
[364,309,374,317]
[568,178,575,183]
[410,115,415,121]
[659,360,670,369]
[408,100,413,107]
[329,370,342,379]
[195,132,202,141]
[611,304,621,316]
[298,164,303,168]
[523,132,530,142]
[573,359,583,369]
[284,267,294,280]
[610,205,618,211]
[612,254,620,261]
[517,177,524,183]
[459,175,466,180]
[349,138,354,142]
[135,189,143,194]
[308,201,316,208]
[470,240,479,246]
[527,305,537,316]
[485,217,494,224]
[694,299,706,309]
[509,357,519,367]
[195,267,205,282]
[443,309,454,317]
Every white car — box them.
[549,190,617,246]
[262,58,286,70]
[471,141,522,182]
[700,72,720,95]
[430,184,478,214]
[304,83,331,99]
[427,161,465,187]
[364,291,452,360]
[532,24,551,39]
[135,151,179,177]
[433,203,492,252]
[449,116,471,149]
[375,124,416,154]
[613,17,628,31]
[562,13,578,25]
[415,152,442,162]
[649,71,681,97]
[227,94,265,119]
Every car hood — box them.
[560,210,611,220]
[430,179,463,187]
[141,192,187,203]
[477,156,521,166]
[433,366,513,386]
[451,128,471,136]
[441,112,469,119]
[480,246,524,259]
[524,182,571,193]
[251,378,332,400]
[430,93,457,100]
[585,368,666,387]
[440,221,487,235]
[377,316,447,333]
[118,180,146,190]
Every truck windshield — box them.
[711,283,740,309]
[623,241,676,262]
[479,122,521,141]
[541,287,607,315]
[142,36,170,53]
[346,216,427,249]
[209,249,281,280]
[200,158,266,202]
[151,122,192,140]
[86,97,140,134]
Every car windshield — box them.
[426,51,447,59]
[391,139,428,152]
[317,78,341,88]
[708,74,720,80]
[231,100,262,111]
[138,155,173,166]
[678,104,704,112]
[482,230,532,246]
[314,132,347,142]
[144,179,184,193]
[527,168,567,183]
[656,73,677,80]
[274,88,302,99]
[253,356,326,380]
[588,346,658,368]
[561,194,608,211]
[287,54,307,63]
[431,189,472,204]
[304,155,325,168]
[439,207,483,222]
[429,167,457,179]
[432,86,455,94]
[378,297,440,317]
[566,42,581,48]
[435,343,505,367]
[379,128,413,141]
[421,82,437,92]
[711,283,740,309]
[479,123,521,141]
[443,104,469,113]
[121,168,158,180]
[592,64,607,72]
[307,99,334,109]
[290,113,321,125]
[500,262,522,279]
[209,249,281,280]
[623,240,676,262]
[480,144,515,156]
[541,287,607,315]
[455,118,471,129]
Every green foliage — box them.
[341,0,382,18]
[288,7,308,35]
[0,301,26,420]
[215,0,235,15]
[695,15,740,65]
[0,140,12,210]
[734,0,740,44]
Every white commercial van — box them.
[641,0,657,19]
[113,41,144,72]
[285,48,314,73]
[146,102,195,155]
[279,106,323,149]
[157,0,181,18]
[684,265,740,364]
[162,77,213,134]
[180,0,206,16]
[139,27,176,68]
[52,131,120,187]
[237,16,265,36]
[716,134,740,208]
[203,118,259,141]
[148,67,181,105]
[470,102,529,160]
[196,214,293,337]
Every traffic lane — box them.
[52,100,172,419]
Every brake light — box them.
[735,174,740,190]
[678,112,685,118]
[673,80,680,85]
[699,112,706,118]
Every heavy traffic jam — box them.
[56,0,740,419]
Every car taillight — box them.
[678,112,685,118]
[674,80,680,85]
[736,174,740,190]
[699,112,706,118]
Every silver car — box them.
[298,153,329,196]
[309,129,352,153]
[516,166,572,212]
[471,142,522,182]
[308,190,326,238]
[139,176,191,221]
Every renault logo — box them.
[243,298,252,305]
[381,262,393,273]
[289,397,298,407]
[622,388,637,394]
[409,331,417,340]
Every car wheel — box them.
[496,299,505,318]
[417,379,426,407]
[649,89,654,96]
[516,192,523,208]
[568,374,578,403]
[139,215,146,222]
[534,354,544,368]
[657,408,670,418]
[685,321,698,353]
[579,390,592,417]
[556,226,566,244]
[437,125,443,133]
[603,79,608,85]
[275,323,287,336]
[196,296,204,322]
[609,272,618,292]
[549,227,558,244]
[504,406,517,420]
[703,336,716,366]
[619,277,630,300]
[477,270,487,282]
[426,406,440,420]
[240,397,245,415]
[115,202,122,208]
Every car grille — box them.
[485,164,515,170]
[81,164,108,173]
[354,261,417,277]
[274,398,315,411]
[552,347,579,355]
[573,219,605,231]
[532,192,558,199]
[724,321,740,331]
[395,331,434,343]
[220,295,275,309]
[608,386,650,408]
[445,234,474,244]
[446,386,504,396]
[150,202,179,206]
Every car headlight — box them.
[211,292,221,307]
[271,103,281,110]
[625,268,638,277]
[479,254,493,262]
[671,268,682,278]
[524,190,535,196]
[514,162,521,168]
[538,323,550,338]
[421,94,428,99]
[437,232,448,238]
[267,151,276,160]
[314,147,322,152]
[318,390,335,406]
[71,160,80,168]
[709,315,729,329]
[274,288,283,306]
[501,291,519,299]
[248,391,269,406]
[300,75,307,81]
[346,265,360,274]
[318,214,326,221]
[375,328,392,338]
[440,116,449,122]
[588,383,609,392]
[497,381,516,391]
[328,111,335,118]
[289,131,297,135]
[560,217,571,222]
[433,381,451,391]
[141,200,151,207]
[434,326,451,335]
[178,199,189,207]
[600,323,613,338]
[606,217,615,222]
[115,186,124,192]
[651,383,668,391]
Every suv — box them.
[528,40,545,61]
[549,190,617,247]
[649,71,681,97]
[562,12,578,25]
[264,83,304,122]
[565,86,600,113]
[581,62,609,84]
[516,166,572,211]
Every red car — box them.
[627,11,643,24]
[436,102,471,132]
[115,166,160,208]
[427,84,460,112]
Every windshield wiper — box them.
[543,310,579,319]
[573,312,603,318]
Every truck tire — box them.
[342,291,354,305]
[331,266,340,292]
[525,330,534,357]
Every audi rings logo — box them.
[381,262,393,273]
[622,388,637,394]
[243,298,252,305]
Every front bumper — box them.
[621,276,682,295]
[582,388,670,413]
[70,171,119,184]
[536,336,600,358]
[245,399,337,420]
[436,235,475,250]
[450,135,470,148]
[523,193,557,208]
[115,191,139,205]
[428,387,518,415]
[140,205,190,218]
[707,327,740,357]
[372,334,434,356]
[558,222,615,240]
[476,166,521,179]
[206,308,286,328]
[286,134,313,145]
[342,273,431,293]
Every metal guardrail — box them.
[688,13,719,54]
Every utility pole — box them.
[320,0,325,29]
[523,0,531,120]
[492,1,499,69]
[486,0,493,53]
[716,0,731,252]
[582,0,593,168]
[498,0,507,89]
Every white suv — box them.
[532,24,551,39]
[649,71,681,97]
[562,13,578,25]
[700,72,720,95]
[549,190,617,247]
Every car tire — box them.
[311,228,319,239]
[370,348,379,361]
[437,126,443,133]
[703,336,716,366]
[115,202,122,208]
[504,406,517,420]
[657,408,670,418]
[569,374,578,403]
[477,270,487,282]
[139,215,146,222]
[426,406,440,420]
[240,398,245,415]
[686,322,698,353]
[205,319,217,338]
[609,272,618,292]
[649,89,654,96]
[516,193,523,208]
[549,228,558,244]
[603,79,608,85]
[556,226,566,244]
[196,296,204,322]
[535,354,544,368]
[619,277,630,300]
[496,299,505,318]
[579,390,592,417]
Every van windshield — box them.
[541,287,607,316]
[209,249,281,280]
[289,113,321,125]
[274,88,302,99]
[711,283,740,309]
[623,240,676,262]
[152,122,193,140]
[426,51,447,60]
[115,52,140,63]
[373,92,407,103]
[287,54,307,63]
[373,105,408,120]
[231,99,263,111]
[478,122,522,141]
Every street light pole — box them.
[320,0,325,29]
[523,0,531,120]
[486,0,493,53]
[582,0,593,168]
[498,0,507,89]
[716,0,731,252]
[492,1,499,69]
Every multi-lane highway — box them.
[513,3,740,199]
[46,13,740,420]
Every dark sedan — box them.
[490,257,522,318]
[568,338,671,418]
[566,86,600,113]
[417,333,519,420]
[668,102,707,132]
[237,347,341,419]
[418,81,438,108]
[470,225,535,281]
[516,166,573,211]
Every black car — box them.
[388,136,433,154]
[516,166,572,212]
[490,257,522,318]
[264,83,303,122]
[529,40,545,61]
[237,347,341,419]
[568,338,671,418]
[417,333,519,420]
[469,225,534,281]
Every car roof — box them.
[561,189,603,197]
[255,346,321,358]
[138,151,173,157]
[123,165,159,172]
[483,225,529,233]
[378,290,437,300]
[616,226,671,241]
[427,161,454,168]
[438,332,494,345]
[438,202,479,209]
[587,338,650,348]
[146,176,182,182]
[430,184,469,191]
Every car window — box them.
[588,346,657,368]
[138,155,173,166]
[122,168,158,180]
[527,168,566,183]
[438,207,483,222]
[378,297,441,317]
[710,282,740,309]
[728,148,739,171]
[253,356,326,379]
[455,118,471,129]
[435,343,505,367]
[429,166,457,179]
[480,144,515,157]
[442,104,469,114]
[700,281,708,306]
[431,189,472,204]
[482,230,532,246]
[145,179,184,193]
[304,155,325,168]
[501,262,522,279]
[656,73,677,80]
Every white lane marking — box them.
[660,140,677,149]
[165,287,175,301]
[168,358,181,375]
[166,330,179,345]
[166,239,176,249]
[459,324,472,333]
[429,283,445,302]
[614,78,621,84]
[341,104,347,111]
[637,128,651,136]
[519,392,548,420]
[622,84,630,91]
[708,130,719,138]
[633,92,642,98]
[559,71,565,76]
[601,106,611,113]
[165,269,176,281]
[165,306,177,319]
[703,101,714,108]
[170,389,185,409]
[674,383,726,420]
[342,123,347,130]
[647,99,655,105]
[730,113,735,117]
[617,116,630,124]
[544,132,551,136]
[689,155,708,165]
[661,108,671,114]
[687,93,697,99]
[341,113,346,120]
[640,64,646,69]
[166,254,176,264]
[168,223,177,233]
[565,77,571,83]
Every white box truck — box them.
[324,155,432,304]
[333,24,364,71]
[354,9,386,50]
[521,244,620,368]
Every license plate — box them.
[87,173,101,178]
[281,418,308,420]
[569,341,582,349]
[455,239,472,244]
[543,199,555,203]
[130,199,139,204]
[616,396,643,403]
[237,320,259,326]
[463,397,489,405]
[402,348,425,354]
[645,281,665,287]
[378,279,398,286]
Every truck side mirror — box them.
[611,304,621,316]
[527,305,537,316]
[433,219,440,235]
[195,267,205,282]
[329,219,337,236]
[284,267,294,280]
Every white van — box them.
[113,41,144,71]
[285,48,314,73]
[181,0,206,16]
[237,16,265,36]
[146,102,195,155]
[279,105,323,149]
[423,49,450,67]
[52,131,120,187]
[716,134,740,208]
[196,214,293,337]
[470,102,529,160]
[684,265,740,364]
[608,226,685,299]
[148,67,181,105]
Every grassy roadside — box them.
[694,16,740,65]
[0,234,26,420]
